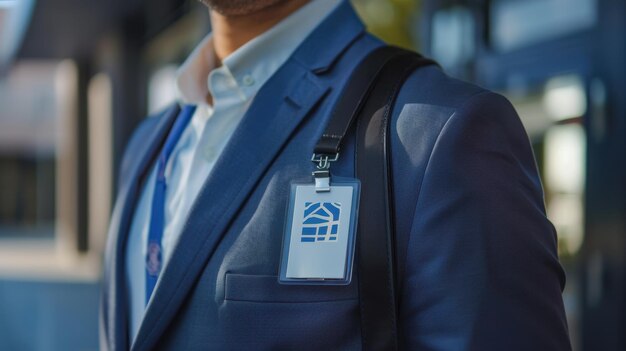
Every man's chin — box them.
[200,0,290,16]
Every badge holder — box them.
[279,153,360,285]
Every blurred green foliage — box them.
[351,0,420,50]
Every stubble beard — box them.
[199,0,290,16]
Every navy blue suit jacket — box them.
[100,1,571,350]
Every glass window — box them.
[148,64,179,115]
[0,60,72,240]
[502,74,587,348]
[491,0,597,52]
[87,73,113,254]
[545,124,586,255]
[430,6,476,70]
[503,75,588,255]
[0,59,105,279]
[0,0,36,67]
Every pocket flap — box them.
[224,273,357,302]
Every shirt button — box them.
[242,75,255,86]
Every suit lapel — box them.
[131,2,366,349]
[132,63,329,350]
[102,104,180,351]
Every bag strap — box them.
[355,50,432,351]
[314,46,436,350]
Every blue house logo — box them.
[301,202,341,242]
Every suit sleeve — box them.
[399,91,571,350]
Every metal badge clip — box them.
[311,153,339,192]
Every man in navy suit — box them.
[100,0,572,350]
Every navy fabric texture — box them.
[100,1,571,350]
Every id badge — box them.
[279,176,360,285]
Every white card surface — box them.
[284,184,355,280]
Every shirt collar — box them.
[176,0,342,106]
[176,34,217,105]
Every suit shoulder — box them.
[395,64,490,113]
[119,104,176,180]
[392,64,517,139]
[389,64,529,180]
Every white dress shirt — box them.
[125,0,342,342]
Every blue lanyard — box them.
[145,105,197,305]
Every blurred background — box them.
[0,0,623,349]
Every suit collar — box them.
[291,0,365,73]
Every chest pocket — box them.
[217,273,361,350]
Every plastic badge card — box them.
[279,177,360,285]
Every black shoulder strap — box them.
[314,46,436,351]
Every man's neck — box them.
[209,0,310,64]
